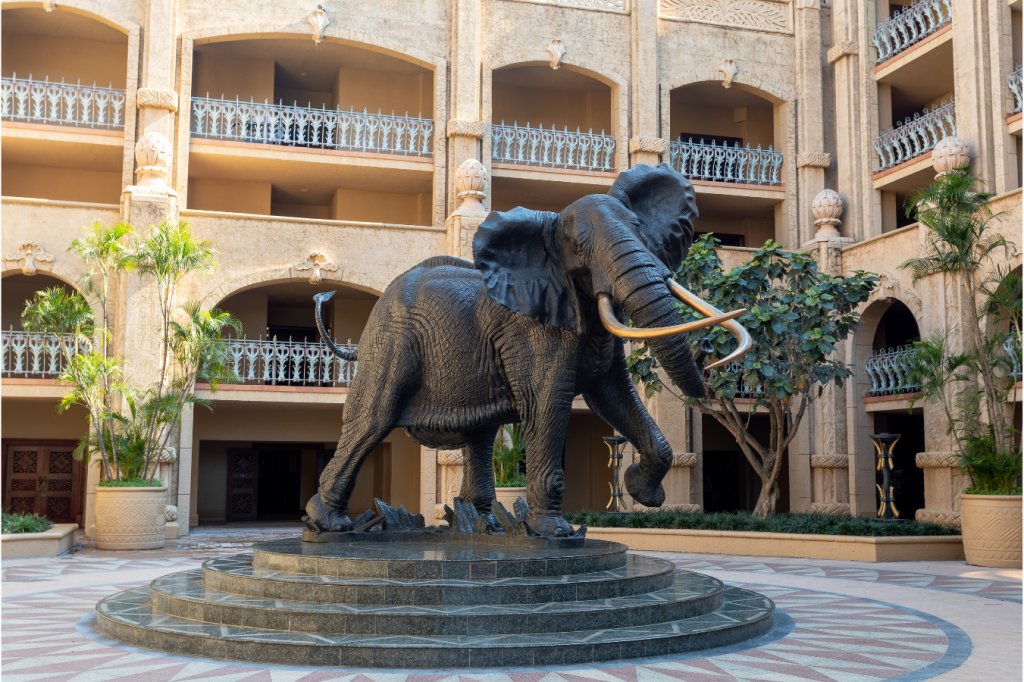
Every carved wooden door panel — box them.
[225,449,258,521]
[4,445,79,523]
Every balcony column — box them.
[794,0,830,245]
[949,0,997,184]
[629,0,663,167]
[448,0,484,215]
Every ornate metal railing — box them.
[190,96,434,157]
[1004,335,1022,382]
[874,100,955,171]
[1,75,126,129]
[1,330,88,378]
[1010,66,1022,115]
[872,0,951,64]
[490,122,616,171]
[865,346,921,396]
[669,138,784,186]
[225,337,358,388]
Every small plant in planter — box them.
[2,512,54,535]
[22,220,239,550]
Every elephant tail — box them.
[313,291,358,361]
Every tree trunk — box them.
[752,480,779,519]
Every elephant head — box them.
[473,163,750,400]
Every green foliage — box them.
[965,486,1023,495]
[959,432,1022,493]
[97,477,164,487]
[495,473,528,488]
[1,512,54,534]
[21,287,95,340]
[492,424,526,486]
[562,509,960,536]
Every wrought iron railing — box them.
[1004,335,1022,382]
[1,75,126,129]
[225,337,358,388]
[1,330,88,378]
[1010,66,1022,115]
[865,346,921,396]
[874,100,955,171]
[190,96,434,157]
[724,361,761,399]
[669,138,784,186]
[490,122,617,172]
[872,0,951,64]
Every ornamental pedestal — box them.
[914,451,969,528]
[809,454,850,516]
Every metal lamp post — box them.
[603,435,628,512]
[871,433,901,520]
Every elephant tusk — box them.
[597,294,746,341]
[665,278,753,370]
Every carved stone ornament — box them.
[136,88,178,111]
[671,452,698,468]
[931,135,970,178]
[718,59,737,88]
[797,152,832,169]
[5,241,54,276]
[827,41,859,64]
[455,158,489,211]
[436,449,464,466]
[662,0,790,33]
[134,131,173,192]
[165,505,178,522]
[808,502,850,516]
[811,189,843,239]
[42,0,56,11]
[156,447,176,464]
[915,508,961,528]
[446,119,484,139]
[876,271,922,309]
[633,503,701,513]
[296,252,338,284]
[307,5,330,45]
[915,451,960,468]
[629,137,667,155]
[810,453,849,469]
[547,39,567,70]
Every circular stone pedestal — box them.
[96,536,774,668]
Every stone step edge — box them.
[149,570,726,634]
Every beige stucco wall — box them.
[1,33,129,88]
[3,166,123,205]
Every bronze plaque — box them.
[470,562,496,578]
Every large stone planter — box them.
[960,494,1022,568]
[1,523,78,558]
[95,485,168,550]
[494,486,527,510]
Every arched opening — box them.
[490,64,617,213]
[1,7,130,203]
[668,82,786,248]
[186,37,435,225]
[1,273,90,525]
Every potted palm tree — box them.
[902,165,1021,568]
[22,220,238,550]
[492,424,526,508]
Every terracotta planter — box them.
[494,486,527,510]
[960,494,1022,568]
[95,485,167,550]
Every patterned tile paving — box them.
[667,559,1023,603]
[1,579,968,681]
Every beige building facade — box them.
[1,0,1020,537]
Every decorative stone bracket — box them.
[628,137,667,155]
[915,451,967,528]
[547,39,566,70]
[296,252,338,284]
[797,152,832,169]
[718,59,737,88]
[826,41,859,65]
[136,88,178,111]
[809,453,850,516]
[307,5,330,44]
[5,241,54,276]
[446,119,484,139]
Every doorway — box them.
[872,412,926,519]
[2,441,83,524]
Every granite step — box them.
[252,537,627,578]
[203,552,675,605]
[96,583,774,668]
[150,568,724,635]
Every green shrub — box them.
[2,512,54,534]
[495,473,527,488]
[562,509,960,536]
[960,433,1022,494]
[97,477,164,487]
[965,486,1023,496]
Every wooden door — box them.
[225,449,258,521]
[4,444,79,523]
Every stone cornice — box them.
[797,152,832,169]
[628,137,666,154]
[810,454,850,469]
[827,41,859,65]
[446,119,484,139]
[136,88,178,111]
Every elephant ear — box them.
[607,163,696,272]
[473,207,578,331]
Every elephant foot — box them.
[526,511,575,537]
[624,463,666,508]
[304,494,353,532]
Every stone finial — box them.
[547,39,566,70]
[455,158,489,211]
[165,505,178,522]
[296,252,338,284]
[5,241,54,276]
[134,131,173,192]
[718,59,737,88]
[308,5,330,45]
[811,189,843,240]
[931,135,970,178]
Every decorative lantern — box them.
[931,136,970,178]
[811,189,843,240]
[603,435,628,512]
[871,433,901,520]
[455,158,488,211]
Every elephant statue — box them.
[304,163,750,536]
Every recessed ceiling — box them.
[493,65,611,93]
[671,82,774,109]
[221,280,378,311]
[1,8,127,43]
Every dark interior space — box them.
[872,301,920,352]
[873,412,926,519]
[256,447,303,520]
[702,414,788,513]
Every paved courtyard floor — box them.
[2,524,1020,682]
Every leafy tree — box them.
[627,235,878,518]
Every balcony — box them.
[490,122,616,173]
[875,100,955,173]
[864,346,920,397]
[190,97,433,158]
[225,336,358,389]
[2,330,87,380]
[872,0,952,64]
[1010,67,1023,124]
[1005,335,1022,383]
[669,138,783,187]
[1,75,125,130]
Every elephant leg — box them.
[581,354,672,508]
[458,426,501,528]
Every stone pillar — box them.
[794,0,830,245]
[632,452,701,513]
[950,0,997,184]
[432,449,464,523]
[448,0,484,213]
[176,403,194,537]
[139,0,179,144]
[809,454,851,516]
[915,451,969,528]
[630,0,662,167]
